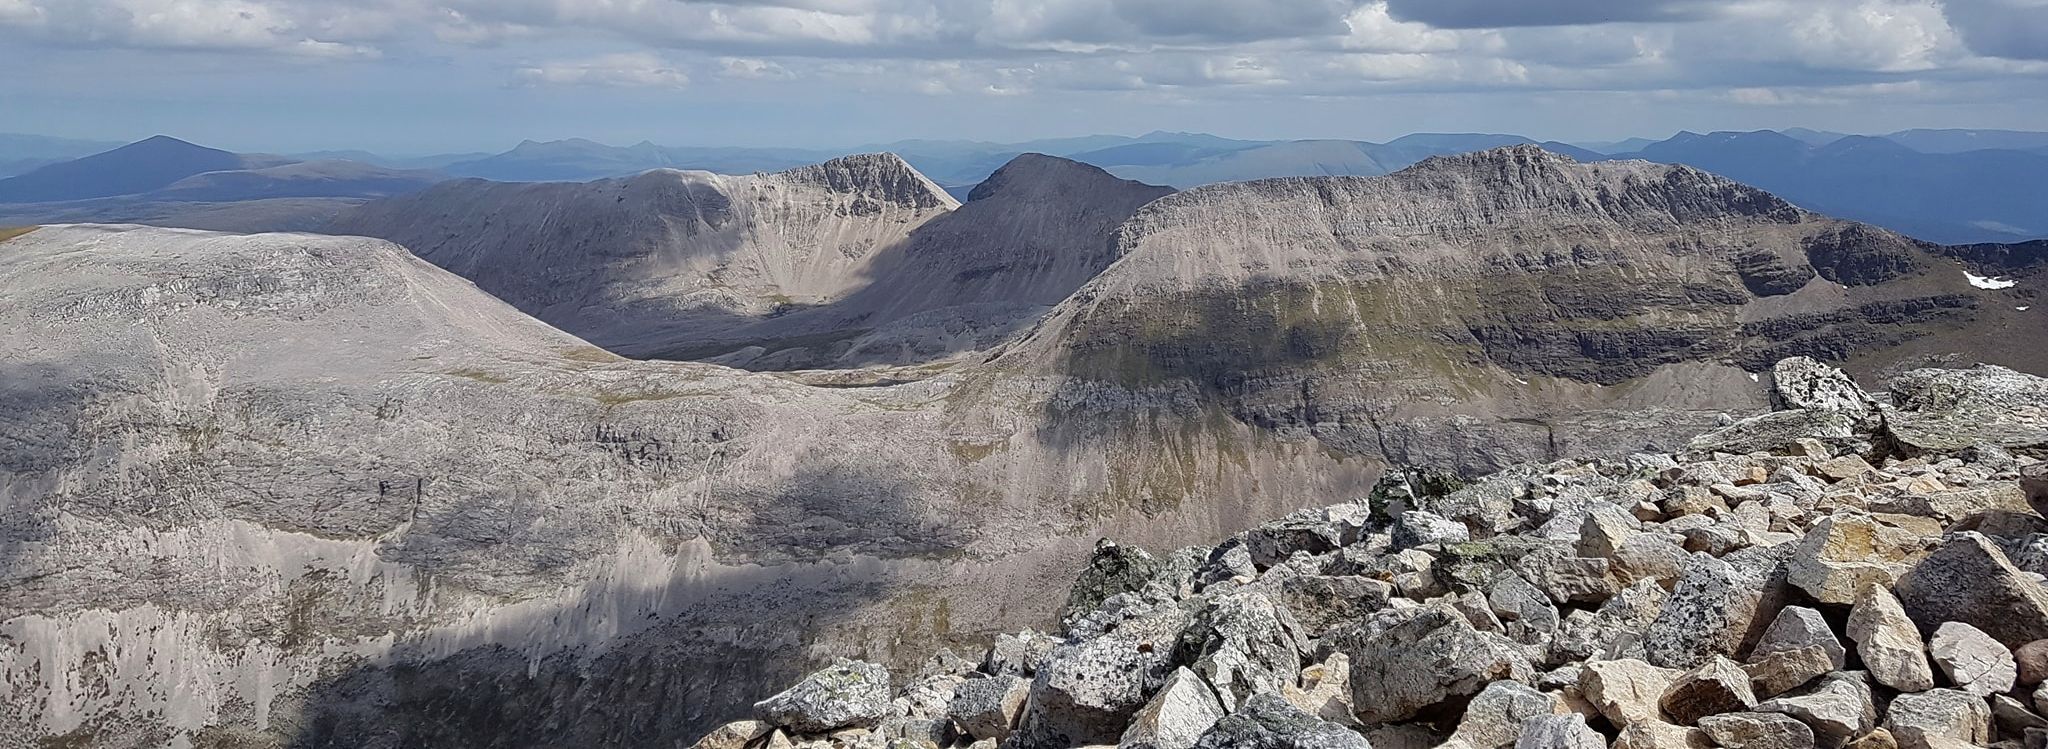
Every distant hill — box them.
[0,136,291,203]
[1612,130,2048,243]
[443,139,828,182]
[149,160,445,201]
[1884,128,2048,154]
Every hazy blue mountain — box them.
[1572,136,1660,154]
[444,139,830,182]
[1614,130,2048,243]
[1780,127,1850,146]
[0,136,291,203]
[1371,132,1536,169]
[149,160,445,201]
[0,133,125,163]
[1086,139,1388,187]
[1884,128,2048,153]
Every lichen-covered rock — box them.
[1786,514,1918,605]
[1846,585,1935,693]
[1883,689,1991,749]
[1448,681,1563,749]
[1190,692,1370,749]
[1927,622,2017,697]
[1342,605,1530,724]
[1644,553,1775,669]
[1885,365,2048,453]
[1747,646,1837,700]
[949,675,1030,742]
[692,720,774,749]
[1064,540,1164,625]
[1756,672,1876,749]
[755,659,894,734]
[1393,510,1470,550]
[1896,532,2048,650]
[1699,711,1818,749]
[1282,653,1358,728]
[985,631,1062,678]
[1661,656,1759,725]
[1178,589,1309,710]
[1120,667,1226,749]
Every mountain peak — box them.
[1402,143,1582,174]
[779,152,958,210]
[966,153,1167,203]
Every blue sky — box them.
[2,0,2045,154]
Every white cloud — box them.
[515,52,690,88]
[718,57,794,80]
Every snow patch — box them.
[2021,306,2033,312]
[1749,372,1760,382]
[1966,271,2018,290]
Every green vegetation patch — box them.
[0,226,39,244]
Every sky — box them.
[2,0,2045,154]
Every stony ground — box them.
[708,357,2048,749]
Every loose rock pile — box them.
[699,358,2048,749]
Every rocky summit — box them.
[711,356,2048,749]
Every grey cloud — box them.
[1942,0,2048,60]
[1110,0,1362,41]
[1383,0,1714,28]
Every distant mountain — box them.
[443,139,828,182]
[0,135,290,203]
[291,149,490,171]
[1884,128,2048,154]
[1613,130,2048,243]
[1089,139,1389,187]
[1572,136,1659,154]
[1780,127,1850,146]
[0,133,124,164]
[149,160,445,201]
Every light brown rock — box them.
[1846,584,1935,693]
[1582,659,1679,728]
[1661,655,1758,725]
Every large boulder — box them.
[1190,692,1370,749]
[1341,605,1530,724]
[753,659,894,734]
[1644,552,1780,669]
[1755,672,1876,749]
[1927,622,2017,697]
[948,675,1030,742]
[1120,667,1227,749]
[1580,659,1679,729]
[1752,607,1847,671]
[1063,540,1164,626]
[1447,681,1563,749]
[1013,594,1189,748]
[1885,365,2048,454]
[1786,514,1921,606]
[1177,590,1309,710]
[1895,532,2048,649]
[1846,584,1935,693]
[1660,656,1759,726]
[1698,712,1818,749]
[1511,714,1605,749]
[1883,689,1991,749]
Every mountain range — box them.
[5,127,2043,244]
[5,143,2044,746]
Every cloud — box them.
[1109,0,1362,42]
[718,57,794,80]
[1381,0,1715,29]
[515,52,690,88]
[1942,0,2048,60]
[0,0,385,57]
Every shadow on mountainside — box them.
[275,461,981,749]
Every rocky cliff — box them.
[712,356,2048,749]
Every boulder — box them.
[1190,692,1370,749]
[1511,714,1606,749]
[985,631,1059,677]
[1895,532,2048,650]
[1119,667,1225,749]
[1393,510,1470,549]
[691,720,773,749]
[1448,681,1563,749]
[1786,514,1918,605]
[1841,728,1897,749]
[1882,689,1991,749]
[1698,712,1819,749]
[1578,503,1642,560]
[1580,659,1679,728]
[1991,694,2048,738]
[1644,552,1777,669]
[2017,639,2048,686]
[1555,579,1666,663]
[896,673,965,720]
[1752,606,1848,671]
[1755,672,1877,749]
[949,675,1030,742]
[1612,720,1709,748]
[1342,605,1530,724]
[1845,584,1936,693]
[1927,622,2018,697]
[1488,572,1562,646]
[1178,590,1309,710]
[1884,364,2048,454]
[753,659,894,734]
[1281,653,1357,728]
[1747,646,1837,700]
[1014,600,1185,749]
[1262,575,1392,636]
[1661,655,1759,725]
[1063,540,1163,625]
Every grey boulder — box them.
[754,658,894,734]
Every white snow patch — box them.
[1749,372,1760,382]
[2021,306,2034,311]
[1966,271,2018,290]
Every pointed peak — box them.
[779,152,957,210]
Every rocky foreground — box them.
[703,357,2048,749]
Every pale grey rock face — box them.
[1118,667,1225,749]
[1699,712,1818,749]
[1340,605,1529,724]
[1755,672,1876,749]
[1178,590,1308,711]
[1189,692,1370,749]
[753,659,893,734]
[1753,607,1848,671]
[1448,681,1561,749]
[1883,689,1991,749]
[1511,714,1605,749]
[1846,584,1937,693]
[1927,622,2017,697]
